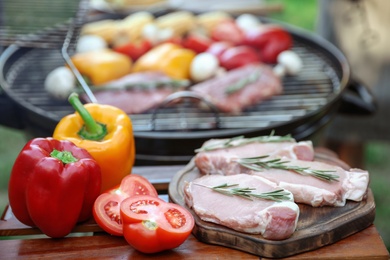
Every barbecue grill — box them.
[0,1,376,165]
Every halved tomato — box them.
[93,174,158,236]
[219,45,260,70]
[244,25,293,64]
[120,195,194,254]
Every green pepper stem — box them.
[51,149,78,164]
[68,93,107,141]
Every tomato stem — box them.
[142,220,158,230]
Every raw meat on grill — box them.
[246,158,369,207]
[190,63,283,114]
[194,137,314,175]
[81,71,187,114]
[184,174,299,240]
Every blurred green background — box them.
[0,0,389,252]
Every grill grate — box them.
[1,35,346,135]
[0,0,89,48]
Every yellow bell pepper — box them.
[133,43,196,79]
[71,49,132,85]
[53,93,135,193]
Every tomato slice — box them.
[93,174,158,236]
[120,195,194,253]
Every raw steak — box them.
[194,137,314,175]
[81,71,186,114]
[190,63,282,114]
[184,174,300,240]
[244,158,369,207]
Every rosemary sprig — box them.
[236,155,339,182]
[194,183,291,202]
[225,71,261,95]
[195,130,295,153]
[77,79,190,93]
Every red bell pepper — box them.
[8,137,102,238]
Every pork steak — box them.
[194,136,314,175]
[81,71,186,114]
[184,174,300,240]
[242,157,369,207]
[190,63,282,114]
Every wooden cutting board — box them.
[168,157,376,258]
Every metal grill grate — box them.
[0,19,351,163]
[0,0,89,48]
[0,37,346,135]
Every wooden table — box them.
[1,164,389,260]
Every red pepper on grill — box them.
[8,137,101,238]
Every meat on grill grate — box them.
[191,63,283,114]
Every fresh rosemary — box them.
[77,79,190,93]
[195,130,295,153]
[236,155,339,182]
[225,70,261,95]
[194,182,291,202]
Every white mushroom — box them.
[44,67,76,99]
[190,53,220,82]
[76,35,107,53]
[276,50,303,76]
[235,14,261,32]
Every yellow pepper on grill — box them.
[70,49,132,85]
[133,43,196,80]
[53,93,135,193]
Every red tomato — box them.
[113,40,153,61]
[206,41,233,59]
[182,34,213,53]
[120,195,194,254]
[219,45,260,70]
[211,20,245,45]
[244,25,293,64]
[93,174,158,236]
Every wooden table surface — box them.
[1,164,389,260]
